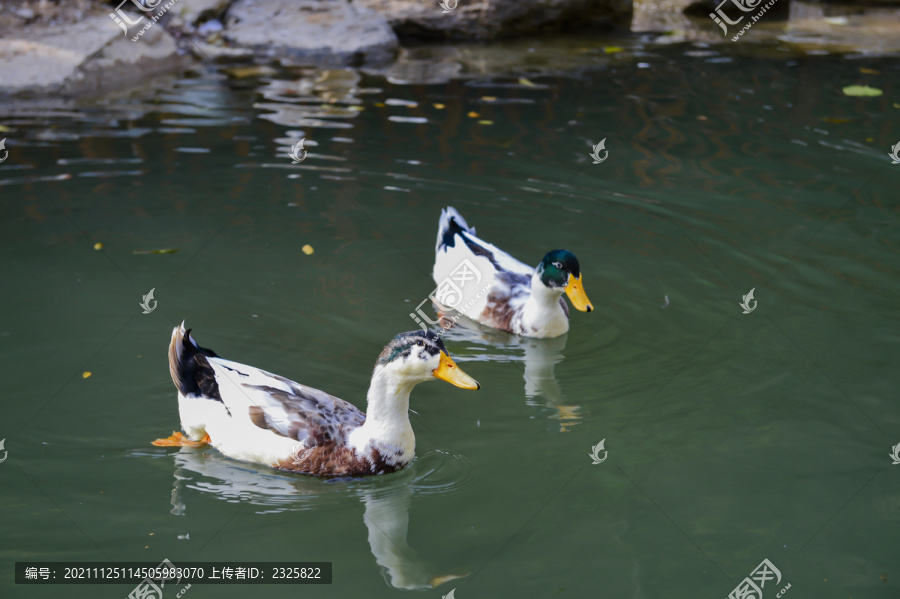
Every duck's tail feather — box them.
[436,206,475,252]
[168,322,221,400]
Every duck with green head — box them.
[432,207,593,338]
[154,325,479,477]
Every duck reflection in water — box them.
[431,312,581,432]
[165,448,467,590]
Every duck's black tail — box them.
[168,322,220,399]
[436,206,476,252]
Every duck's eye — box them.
[553,261,563,269]
[416,340,424,347]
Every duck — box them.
[431,207,593,339]
[152,323,480,477]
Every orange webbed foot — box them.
[152,431,210,447]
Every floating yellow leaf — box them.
[481,96,497,102]
[477,120,493,125]
[0,125,12,132]
[83,372,92,379]
[348,106,364,111]
[518,78,536,87]
[893,103,900,109]
[821,117,854,124]
[433,103,445,109]
[842,85,882,97]
[133,249,180,254]
[302,244,314,255]
[223,65,277,78]
[604,46,624,54]
[859,68,879,75]
[866,137,874,142]
[93,242,103,250]
[374,102,386,107]
[467,111,480,118]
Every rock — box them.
[0,11,189,97]
[224,0,398,65]
[15,8,36,21]
[354,0,631,40]
[175,0,230,26]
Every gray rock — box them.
[0,11,189,97]
[15,7,36,20]
[175,0,231,26]
[224,0,398,65]
[354,0,632,39]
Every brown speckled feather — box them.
[479,270,531,333]
[273,446,405,477]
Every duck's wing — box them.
[205,357,365,446]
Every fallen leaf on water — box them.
[518,78,536,87]
[133,249,180,254]
[433,103,446,109]
[866,137,874,142]
[821,117,854,124]
[842,85,882,97]
[374,102,386,107]
[223,65,277,78]
[302,244,314,255]
[0,125,12,132]
[859,68,879,75]
[481,96,498,102]
[467,111,480,118]
[93,242,103,250]
[83,372,91,379]
[894,103,900,109]
[477,120,493,125]
[604,46,624,54]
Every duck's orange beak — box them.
[565,273,593,312]
[433,351,480,390]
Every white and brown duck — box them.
[153,324,479,477]
[432,206,594,339]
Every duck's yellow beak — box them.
[565,273,593,312]
[433,351,480,390]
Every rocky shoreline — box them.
[0,0,897,97]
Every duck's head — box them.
[375,331,480,390]
[537,249,594,312]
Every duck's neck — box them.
[350,367,416,464]
[521,273,569,336]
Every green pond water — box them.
[0,33,898,599]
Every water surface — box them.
[1,34,898,599]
